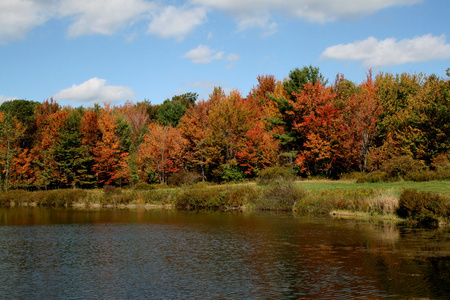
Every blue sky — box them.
[1,0,449,107]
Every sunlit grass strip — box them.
[294,188,399,215]
[296,180,450,196]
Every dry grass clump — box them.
[368,191,398,214]
[253,178,304,211]
[294,188,398,215]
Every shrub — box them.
[382,155,427,179]
[0,190,32,205]
[339,172,365,181]
[168,170,201,186]
[257,179,305,211]
[294,188,393,215]
[223,186,261,208]
[58,189,88,206]
[133,182,155,191]
[437,168,450,180]
[397,189,450,226]
[174,183,227,209]
[356,171,389,183]
[135,189,177,205]
[258,166,295,185]
[103,185,121,196]
[404,170,439,182]
[222,166,245,183]
[432,153,450,171]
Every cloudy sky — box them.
[1,0,449,106]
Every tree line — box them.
[0,66,449,190]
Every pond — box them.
[1,207,449,299]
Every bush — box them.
[437,168,450,180]
[339,172,365,181]
[168,170,201,186]
[256,178,305,211]
[397,189,450,226]
[356,171,389,183]
[432,153,450,171]
[0,190,32,205]
[174,183,227,209]
[133,182,155,191]
[404,170,439,182]
[258,166,295,185]
[103,185,122,196]
[382,155,427,180]
[58,189,88,206]
[294,188,384,215]
[223,186,261,208]
[222,166,245,183]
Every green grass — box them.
[295,180,450,196]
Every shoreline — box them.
[2,179,449,227]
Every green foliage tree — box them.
[0,99,39,148]
[157,93,198,127]
[157,100,186,127]
[283,65,327,100]
[53,108,90,188]
[171,92,198,108]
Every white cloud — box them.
[287,0,423,23]
[148,5,206,41]
[0,0,54,44]
[191,0,422,30]
[320,34,450,67]
[0,0,423,44]
[182,45,241,64]
[53,78,136,104]
[226,53,240,61]
[182,45,224,63]
[58,0,154,37]
[0,95,18,104]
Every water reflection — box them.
[0,207,449,299]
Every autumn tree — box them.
[0,112,25,190]
[138,122,187,183]
[343,71,382,171]
[31,100,68,188]
[370,72,429,168]
[179,100,212,180]
[290,81,345,176]
[204,89,279,179]
[93,104,129,186]
[266,67,328,169]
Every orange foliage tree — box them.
[344,71,382,171]
[93,104,129,186]
[179,99,211,180]
[289,81,345,176]
[29,100,67,188]
[138,122,187,183]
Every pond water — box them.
[1,207,449,299]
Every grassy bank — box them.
[296,179,450,196]
[2,179,449,226]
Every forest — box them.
[0,66,449,191]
